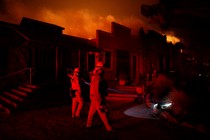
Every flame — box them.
[166,35,180,44]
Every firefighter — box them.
[68,67,84,118]
[86,61,112,131]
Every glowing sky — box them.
[0,0,159,39]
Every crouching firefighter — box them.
[86,61,112,131]
[68,67,84,118]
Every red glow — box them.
[0,0,159,39]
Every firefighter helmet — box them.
[74,68,80,73]
[96,61,104,67]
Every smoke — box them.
[0,0,159,38]
[0,0,43,23]
[39,8,117,38]
[0,0,6,14]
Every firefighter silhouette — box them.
[86,61,112,131]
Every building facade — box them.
[0,17,100,89]
[1,17,192,90]
[94,22,143,86]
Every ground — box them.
[0,98,209,140]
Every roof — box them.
[0,18,101,52]
[20,17,64,31]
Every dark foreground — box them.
[0,98,209,140]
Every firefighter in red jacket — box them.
[86,62,112,131]
[68,68,84,118]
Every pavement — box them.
[0,95,209,140]
[0,81,209,140]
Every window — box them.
[104,51,111,69]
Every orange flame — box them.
[166,35,180,44]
